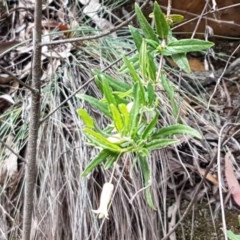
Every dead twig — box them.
[22,0,42,239]
[0,65,37,94]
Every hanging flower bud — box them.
[92,182,114,219]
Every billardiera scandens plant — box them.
[78,2,212,211]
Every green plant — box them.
[225,216,240,240]
[227,230,240,240]
[77,2,213,212]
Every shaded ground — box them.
[177,202,240,240]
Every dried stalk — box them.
[22,0,42,239]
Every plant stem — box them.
[22,0,42,239]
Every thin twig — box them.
[22,0,42,239]
[0,65,37,94]
[207,43,240,109]
[191,1,208,39]
[166,0,172,16]
[217,123,230,240]
[40,0,151,47]
[0,139,26,163]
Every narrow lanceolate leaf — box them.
[123,57,141,82]
[147,51,157,82]
[110,104,124,132]
[141,113,158,139]
[77,109,94,128]
[161,72,178,117]
[129,83,141,136]
[94,74,104,93]
[171,53,191,73]
[118,103,130,135]
[104,152,121,169]
[145,139,179,151]
[139,39,148,80]
[147,83,156,105]
[81,149,111,176]
[84,128,122,152]
[77,94,111,117]
[138,80,146,105]
[93,70,131,92]
[152,124,202,139]
[129,25,143,51]
[226,230,240,240]
[102,77,116,105]
[161,39,214,56]
[120,53,140,73]
[135,3,159,42]
[166,14,184,25]
[139,155,157,210]
[153,2,169,39]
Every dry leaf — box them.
[225,151,240,207]
[198,167,219,185]
[0,94,15,104]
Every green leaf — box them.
[147,51,157,82]
[166,14,184,25]
[104,152,121,169]
[112,93,129,105]
[81,149,111,176]
[152,124,202,139]
[93,70,131,92]
[138,80,146,105]
[153,2,169,39]
[146,83,156,105]
[139,155,157,210]
[129,83,141,136]
[77,109,94,128]
[129,25,143,51]
[107,76,131,93]
[161,72,178,117]
[77,94,111,117]
[171,53,191,73]
[118,103,130,135]
[141,113,158,139]
[102,77,116,105]
[123,57,141,82]
[120,53,140,73]
[145,39,159,49]
[94,74,104,93]
[161,39,214,56]
[84,128,122,152]
[135,3,159,42]
[110,104,124,132]
[145,139,179,151]
[139,40,156,83]
[139,39,148,81]
[226,230,240,240]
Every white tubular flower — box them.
[92,182,114,219]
